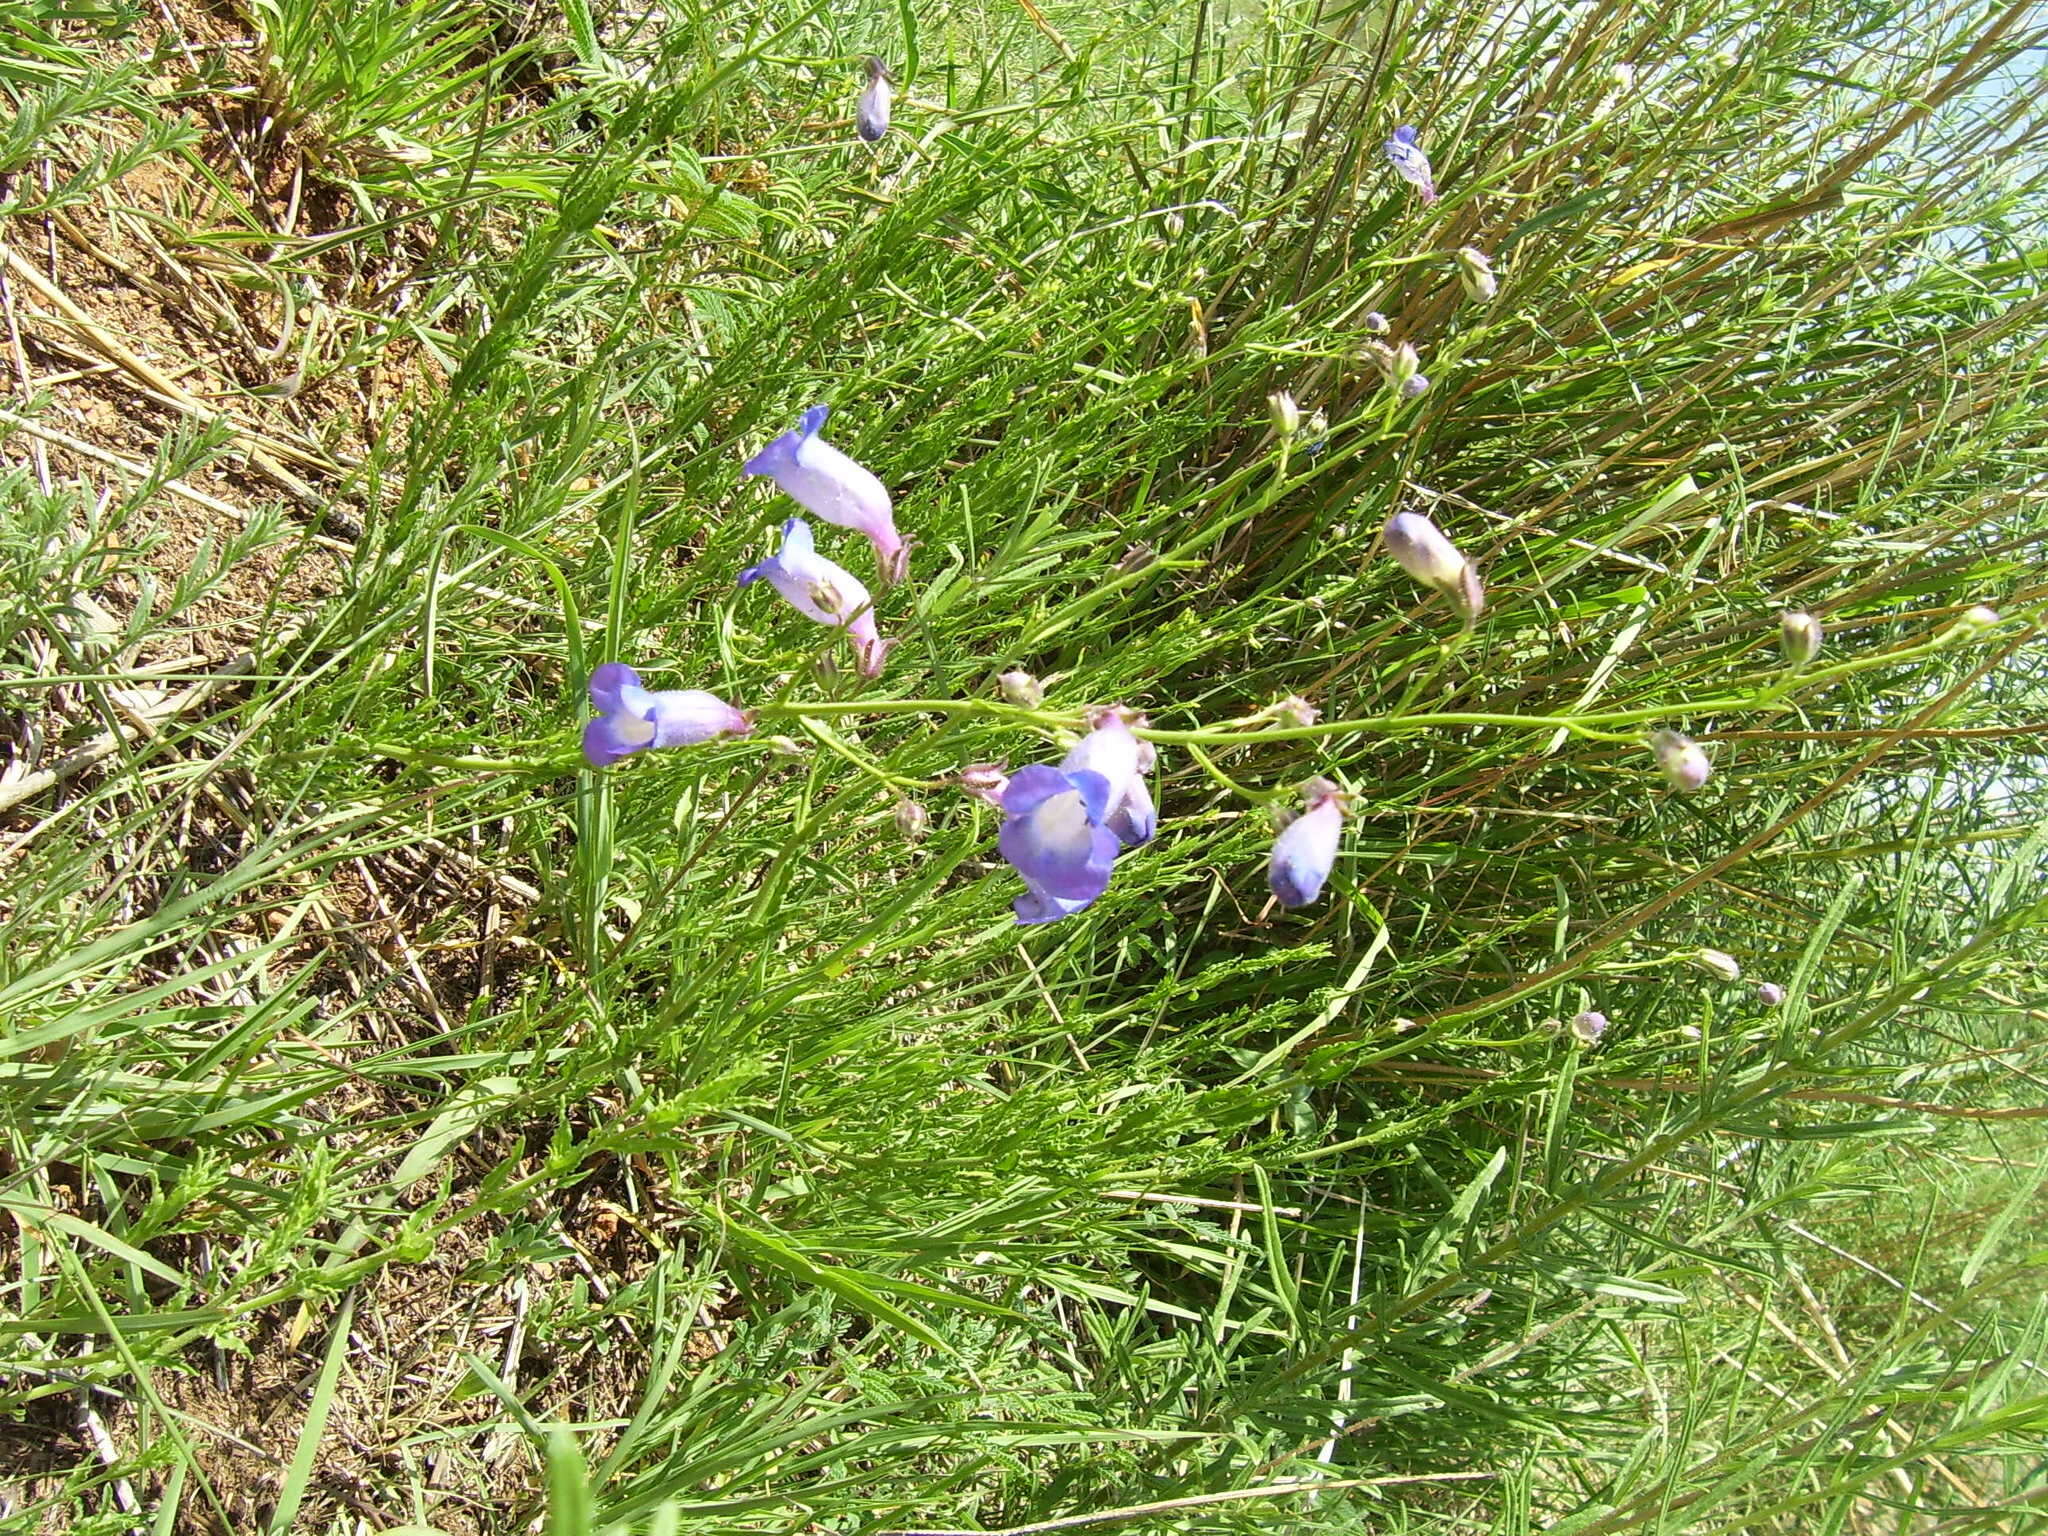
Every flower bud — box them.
[1696,948,1742,982]
[765,734,807,756]
[1779,610,1822,666]
[1454,246,1497,303]
[1400,372,1432,398]
[1382,510,1464,590]
[1115,542,1155,574]
[959,762,1009,804]
[1755,981,1784,1007]
[1269,695,1320,727]
[1362,311,1390,334]
[998,670,1044,709]
[894,797,929,840]
[1268,390,1301,438]
[1570,1010,1608,1046]
[1649,729,1711,793]
[1953,604,2001,636]
[1269,778,1346,908]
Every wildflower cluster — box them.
[565,83,2011,934]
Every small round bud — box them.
[1115,542,1155,574]
[1570,1010,1608,1046]
[998,670,1044,709]
[894,798,929,840]
[1270,695,1320,727]
[1453,246,1497,303]
[1399,372,1432,399]
[1779,610,1822,666]
[1696,948,1742,983]
[1362,311,1390,334]
[1268,390,1301,437]
[765,734,807,756]
[1649,729,1711,793]
[1958,604,2001,633]
[1755,981,1785,1007]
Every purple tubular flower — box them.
[737,516,894,676]
[1269,785,1346,908]
[744,405,907,584]
[582,662,751,768]
[1384,124,1437,204]
[998,764,1120,923]
[1059,710,1156,846]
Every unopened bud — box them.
[1570,1010,1608,1046]
[765,734,806,756]
[1115,542,1154,574]
[1400,371,1432,398]
[1270,695,1320,727]
[1391,341,1422,389]
[959,762,1009,804]
[1383,512,1479,619]
[894,798,929,840]
[1268,390,1301,437]
[1649,729,1711,793]
[1363,311,1390,334]
[1756,982,1784,1007]
[1948,604,2002,640]
[1454,246,1497,303]
[1779,610,1822,666]
[1696,948,1742,983]
[998,670,1044,709]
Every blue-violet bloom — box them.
[583,662,751,768]
[1269,778,1346,908]
[1060,708,1156,847]
[999,763,1121,925]
[1384,124,1437,204]
[738,516,894,676]
[856,56,892,142]
[744,405,907,583]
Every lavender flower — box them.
[582,663,750,768]
[1269,779,1346,908]
[998,764,1120,925]
[744,406,907,583]
[856,56,892,142]
[1060,709,1156,847]
[1382,510,1484,621]
[1650,729,1711,793]
[738,516,894,676]
[995,711,1157,925]
[1570,1010,1608,1046]
[1384,124,1437,204]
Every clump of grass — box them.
[1,0,2045,1530]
